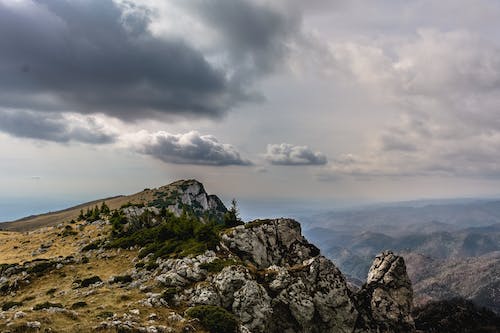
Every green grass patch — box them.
[200,259,240,273]
[186,305,238,333]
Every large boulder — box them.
[354,251,415,332]
[221,219,320,269]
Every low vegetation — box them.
[108,209,225,259]
[200,258,241,273]
[2,301,23,311]
[33,301,63,310]
[186,305,238,333]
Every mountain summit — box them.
[0,179,468,332]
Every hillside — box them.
[1,180,498,332]
[0,180,225,232]
[0,179,422,333]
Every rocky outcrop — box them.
[0,180,417,333]
[221,219,320,269]
[151,179,227,220]
[354,251,415,332]
[267,256,358,333]
[176,219,415,333]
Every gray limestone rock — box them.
[221,219,320,269]
[354,251,415,333]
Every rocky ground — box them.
[0,180,498,332]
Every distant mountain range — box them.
[303,199,500,313]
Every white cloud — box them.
[122,130,252,166]
[314,29,500,179]
[265,143,327,165]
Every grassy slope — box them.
[0,189,158,232]
[0,218,205,332]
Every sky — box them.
[2,0,500,221]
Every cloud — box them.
[265,143,327,165]
[0,109,117,144]
[123,130,252,166]
[314,29,500,179]
[0,0,302,121]
[183,0,299,78]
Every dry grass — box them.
[0,222,106,264]
[0,188,158,232]
[0,221,203,332]
[0,182,211,332]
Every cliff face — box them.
[210,219,415,333]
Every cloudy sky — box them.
[2,0,500,220]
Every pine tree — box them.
[100,201,110,215]
[224,198,243,227]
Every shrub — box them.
[78,276,102,288]
[161,287,178,305]
[46,288,57,295]
[2,301,23,311]
[186,305,238,333]
[33,302,63,310]
[62,225,78,237]
[70,301,88,309]
[27,261,54,275]
[145,262,159,270]
[110,275,133,284]
[97,311,114,319]
[199,259,239,273]
[82,241,101,251]
[109,211,223,259]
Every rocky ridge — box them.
[0,180,416,332]
[149,180,227,220]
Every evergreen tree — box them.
[100,201,110,215]
[77,209,85,221]
[224,198,243,227]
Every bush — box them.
[109,211,223,259]
[78,276,102,288]
[110,275,133,284]
[161,287,178,305]
[200,259,239,273]
[33,302,63,310]
[97,311,114,319]
[27,261,54,275]
[70,301,88,309]
[82,241,101,251]
[186,305,238,333]
[2,301,23,311]
[46,288,57,295]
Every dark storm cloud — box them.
[265,143,327,165]
[187,0,299,77]
[0,0,240,120]
[129,131,252,166]
[0,110,116,144]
